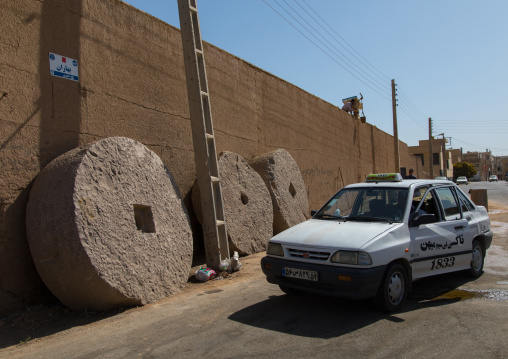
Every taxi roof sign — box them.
[365,173,403,182]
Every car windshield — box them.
[314,187,409,223]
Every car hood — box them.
[271,219,397,250]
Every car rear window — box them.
[435,187,460,219]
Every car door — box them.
[409,186,473,280]
[455,187,490,238]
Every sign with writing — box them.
[49,52,79,82]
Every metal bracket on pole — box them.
[178,0,229,269]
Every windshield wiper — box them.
[316,214,345,220]
[346,216,393,224]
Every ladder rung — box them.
[189,6,197,13]
[210,176,220,183]
[216,220,225,227]
[196,49,203,56]
[200,91,209,98]
[205,133,214,140]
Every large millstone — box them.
[192,151,273,255]
[249,149,310,234]
[26,137,193,311]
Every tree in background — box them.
[453,162,477,179]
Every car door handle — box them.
[454,225,465,230]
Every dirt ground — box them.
[1,201,507,350]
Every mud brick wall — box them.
[0,0,417,315]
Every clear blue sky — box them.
[123,0,508,156]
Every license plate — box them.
[282,267,318,281]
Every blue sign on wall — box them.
[49,52,79,82]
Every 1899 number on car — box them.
[430,256,455,270]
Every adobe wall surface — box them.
[0,0,415,315]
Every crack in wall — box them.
[89,89,189,120]
[0,63,38,77]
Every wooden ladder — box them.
[178,0,229,269]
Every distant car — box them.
[470,177,480,182]
[434,176,448,181]
[456,176,468,185]
[488,175,498,182]
[261,173,492,312]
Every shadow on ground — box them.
[0,271,479,347]
[0,302,128,349]
[228,271,476,339]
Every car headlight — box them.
[331,251,372,265]
[267,242,284,256]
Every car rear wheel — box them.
[469,239,484,278]
[374,263,408,312]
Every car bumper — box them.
[261,256,386,300]
[483,229,493,250]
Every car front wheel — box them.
[374,263,408,312]
[469,239,484,278]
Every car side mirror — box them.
[410,214,437,227]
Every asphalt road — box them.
[2,181,508,359]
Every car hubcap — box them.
[472,246,483,271]
[388,272,404,304]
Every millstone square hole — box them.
[289,182,297,198]
[133,204,156,233]
[241,192,249,205]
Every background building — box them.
[409,138,457,179]
[462,151,492,181]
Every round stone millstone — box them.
[192,151,273,255]
[249,149,310,234]
[26,137,193,311]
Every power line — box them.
[263,0,392,101]
[294,0,390,89]
[449,136,508,152]
[397,87,428,120]
[277,0,390,95]
[299,0,391,84]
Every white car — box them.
[261,173,493,312]
[456,176,468,185]
[489,175,498,182]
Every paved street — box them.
[1,181,508,359]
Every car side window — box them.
[435,187,461,219]
[456,189,475,213]
[420,191,440,218]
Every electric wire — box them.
[299,0,391,84]
[278,0,390,95]
[263,0,392,101]
[293,0,390,90]
[397,87,428,120]
[262,1,504,154]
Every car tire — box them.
[279,285,301,295]
[373,263,408,312]
[469,239,484,278]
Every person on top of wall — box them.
[341,98,356,115]
[405,168,417,179]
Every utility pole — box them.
[178,0,229,269]
[439,133,445,176]
[391,79,400,173]
[428,118,433,178]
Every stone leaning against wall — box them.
[249,149,310,234]
[25,137,193,311]
[192,151,273,255]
